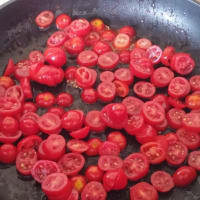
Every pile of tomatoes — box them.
[1,9,200,200]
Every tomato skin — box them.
[123,153,149,181]
[20,78,33,99]
[81,181,107,200]
[81,88,97,104]
[86,138,103,156]
[71,175,87,193]
[150,171,174,193]
[100,71,115,83]
[44,47,67,68]
[56,14,71,30]
[0,85,6,97]
[47,31,67,48]
[135,124,157,144]
[190,75,200,91]
[48,107,66,118]
[119,26,136,37]
[188,151,200,171]
[1,116,19,135]
[35,10,54,29]
[36,92,55,108]
[56,92,73,107]
[67,139,89,153]
[119,50,130,64]
[99,141,120,156]
[0,144,17,164]
[65,66,77,81]
[0,130,22,144]
[130,182,158,200]
[107,131,127,150]
[135,38,152,50]
[93,41,111,55]
[101,30,116,42]
[173,166,197,187]
[69,126,90,140]
[85,165,104,182]
[161,46,175,66]
[167,96,186,109]
[68,189,79,200]
[153,135,169,150]
[114,68,133,86]
[182,113,200,132]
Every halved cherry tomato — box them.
[161,46,175,66]
[182,112,200,132]
[133,81,156,99]
[71,175,87,193]
[119,26,136,37]
[146,45,162,64]
[38,112,61,135]
[29,50,45,64]
[101,30,116,42]
[114,80,129,97]
[36,92,55,108]
[56,92,73,107]
[48,107,65,118]
[81,88,97,104]
[166,141,188,166]
[99,141,120,156]
[85,165,104,182]
[31,160,60,183]
[37,141,49,160]
[113,33,130,50]
[185,91,200,110]
[140,142,166,164]
[152,94,170,111]
[0,144,17,164]
[173,166,197,187]
[56,14,71,30]
[151,171,174,193]
[84,31,100,46]
[69,126,90,140]
[130,182,158,200]
[35,10,54,29]
[81,181,107,200]
[98,155,123,171]
[188,151,200,171]
[189,75,200,91]
[97,82,116,102]
[130,47,147,60]
[90,18,105,32]
[1,116,19,135]
[98,51,119,70]
[165,132,178,145]
[77,50,98,67]
[100,71,114,83]
[0,130,22,144]
[86,138,103,156]
[151,67,174,87]
[4,58,15,76]
[93,41,111,55]
[65,66,77,81]
[58,153,85,176]
[5,85,24,102]
[119,50,130,64]
[16,148,38,175]
[114,68,133,85]
[85,110,105,132]
[135,38,152,50]
[67,139,89,153]
[47,31,67,48]
[123,153,149,181]
[62,110,84,131]
[64,37,85,54]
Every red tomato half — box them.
[135,38,152,50]
[114,80,129,97]
[146,45,162,64]
[119,26,136,37]
[86,138,103,156]
[56,92,73,107]
[182,112,200,132]
[84,31,100,46]
[93,41,111,55]
[0,76,15,89]
[56,14,71,30]
[100,71,115,83]
[190,75,200,91]
[36,92,55,108]
[4,58,15,76]
[48,107,65,118]
[85,165,104,182]
[130,47,147,60]
[81,88,97,104]
[69,126,90,140]
[0,144,17,164]
[77,50,98,67]
[71,175,87,193]
[101,30,116,42]
[35,10,54,29]
[5,85,24,102]
[119,50,130,64]
[67,139,89,153]
[188,151,200,171]
[0,130,22,144]
[65,66,77,81]
[1,116,19,135]
[161,46,175,66]
[185,91,200,110]
[29,50,45,64]
[114,68,133,85]
[47,31,67,48]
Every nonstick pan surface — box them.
[0,0,200,199]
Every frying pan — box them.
[0,0,200,199]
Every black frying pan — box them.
[0,0,200,199]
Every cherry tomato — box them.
[166,141,188,166]
[142,101,165,125]
[70,18,91,37]
[190,75,200,91]
[135,38,152,49]
[100,103,128,129]
[99,141,120,156]
[134,81,156,99]
[119,50,130,64]
[173,166,197,187]
[84,31,100,46]
[81,181,107,200]
[140,142,166,164]
[146,45,162,64]
[17,135,42,152]
[130,47,147,60]
[16,148,38,175]
[31,160,60,183]
[4,58,15,76]
[62,110,84,131]
[20,78,33,99]
[1,116,19,135]
[107,131,127,150]
[77,50,98,67]
[103,168,127,191]
[185,92,200,110]
[69,126,90,140]
[71,175,87,193]
[58,153,85,176]
[65,66,77,81]
[0,144,17,164]
[5,85,24,102]
[114,68,133,85]
[188,151,200,171]
[93,41,111,55]
[151,170,174,193]
[98,155,123,171]
[38,112,61,135]
[97,82,116,102]
[113,33,130,50]
[85,110,105,132]
[135,124,157,144]
[130,182,158,200]
[35,10,54,29]
[90,18,105,32]
[81,88,97,104]
[182,112,200,132]
[29,50,45,64]
[42,172,72,199]
[167,96,186,109]
[47,31,67,48]
[161,46,175,66]
[85,165,104,182]
[86,138,103,156]
[123,153,149,181]
[151,67,174,87]
[0,130,22,144]
[56,14,71,30]
[130,57,154,79]
[98,51,119,70]
[37,141,49,160]
[44,47,67,67]
[67,139,89,153]
[168,77,190,98]
[100,71,114,83]
[56,92,73,107]
[64,26,78,39]
[114,80,129,97]
[122,96,144,116]
[170,52,195,75]
[101,30,116,42]
[176,128,200,150]
[36,92,55,108]
[119,26,136,37]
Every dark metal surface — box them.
[0,0,200,199]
